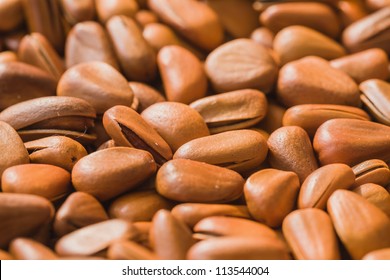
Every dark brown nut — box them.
[141,102,209,152]
[135,9,159,28]
[205,39,278,93]
[330,48,389,83]
[267,126,318,183]
[257,99,286,134]
[148,0,223,51]
[274,26,346,65]
[158,45,207,104]
[260,2,340,38]
[283,104,370,138]
[190,89,268,134]
[18,33,65,80]
[106,15,156,82]
[0,0,23,32]
[128,82,165,112]
[0,51,18,63]
[250,27,274,49]
[206,0,259,38]
[21,0,65,53]
[342,7,390,54]
[9,238,58,260]
[277,56,360,108]
[282,209,340,260]
[352,159,390,188]
[57,61,134,115]
[0,193,54,248]
[55,219,138,256]
[352,183,390,217]
[244,169,300,228]
[327,189,390,259]
[95,0,138,24]
[362,248,390,260]
[174,130,268,173]
[0,62,57,110]
[171,203,251,229]
[65,21,119,69]
[0,121,29,183]
[298,164,355,209]
[24,136,87,172]
[187,236,290,260]
[313,119,390,166]
[360,79,390,126]
[103,105,172,165]
[156,159,244,203]
[0,249,13,260]
[107,240,157,260]
[109,190,174,222]
[72,147,156,201]
[59,0,95,25]
[54,192,108,237]
[2,164,71,202]
[149,209,195,260]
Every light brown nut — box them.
[282,104,370,138]
[366,0,390,11]
[173,130,268,173]
[135,9,159,28]
[0,193,54,248]
[250,27,274,49]
[244,169,300,227]
[0,249,13,260]
[282,209,340,260]
[24,136,87,172]
[72,147,157,201]
[298,164,355,209]
[0,62,57,110]
[18,33,65,80]
[9,238,58,260]
[362,248,390,260]
[330,48,389,83]
[54,192,109,237]
[267,126,318,183]
[0,121,29,183]
[59,0,95,25]
[352,159,390,188]
[149,209,195,260]
[313,119,390,166]
[190,89,268,134]
[148,0,223,51]
[327,189,390,259]
[277,56,360,108]
[171,203,250,229]
[95,0,138,24]
[156,159,244,203]
[109,190,174,222]
[342,6,390,54]
[103,105,172,165]
[65,21,119,69]
[141,102,209,152]
[55,219,138,256]
[57,61,134,115]
[107,240,157,260]
[360,79,390,126]
[260,2,340,38]
[337,0,367,27]
[2,164,71,202]
[205,39,278,93]
[0,0,23,32]
[128,82,165,112]
[187,236,290,260]
[158,45,207,104]
[106,15,156,82]
[274,26,346,65]
[0,51,18,63]
[352,183,390,217]
[206,0,259,38]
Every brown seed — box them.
[0,249,13,260]
[128,82,165,112]
[0,51,18,63]
[362,248,390,260]
[244,168,300,227]
[107,240,157,260]
[9,238,58,260]
[135,10,159,28]
[257,99,286,134]
[282,208,340,260]
[59,0,95,25]
[327,189,390,259]
[95,0,138,24]
[352,183,390,217]
[250,27,274,49]
[0,0,23,32]
[156,159,244,203]
[352,159,390,188]
[72,147,157,201]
